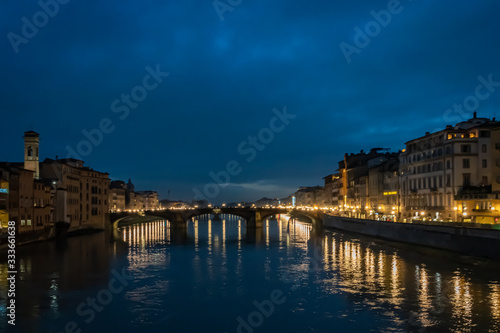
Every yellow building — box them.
[0,178,9,229]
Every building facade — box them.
[40,158,110,230]
[33,179,52,232]
[111,179,160,212]
[293,186,326,207]
[323,173,340,208]
[0,170,9,229]
[337,148,397,218]
[368,157,400,221]
[399,113,500,223]
[109,181,127,212]
[137,191,160,210]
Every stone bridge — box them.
[108,207,323,230]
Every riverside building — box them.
[399,112,500,223]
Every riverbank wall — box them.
[322,214,500,260]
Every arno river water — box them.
[1,215,500,332]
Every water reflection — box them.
[120,215,500,331]
[0,231,127,332]
[1,215,499,332]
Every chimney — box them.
[473,111,477,118]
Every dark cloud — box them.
[2,0,500,203]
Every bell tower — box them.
[24,131,40,179]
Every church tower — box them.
[127,178,135,192]
[24,131,40,179]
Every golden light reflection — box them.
[323,237,329,271]
[351,243,362,284]
[20,257,32,275]
[331,238,336,269]
[450,272,473,330]
[222,219,227,260]
[111,218,500,332]
[238,219,242,248]
[223,219,226,245]
[377,251,385,288]
[489,283,500,329]
[208,219,212,251]
[266,219,270,247]
[417,265,432,327]
[123,220,170,250]
[279,216,282,240]
[365,248,375,285]
[166,221,170,243]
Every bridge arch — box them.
[109,208,323,230]
[289,211,322,226]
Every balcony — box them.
[427,206,445,211]
[455,185,492,200]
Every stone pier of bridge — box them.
[107,207,323,240]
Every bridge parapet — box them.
[108,207,323,228]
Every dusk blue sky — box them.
[2,0,500,203]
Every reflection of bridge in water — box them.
[108,207,324,242]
